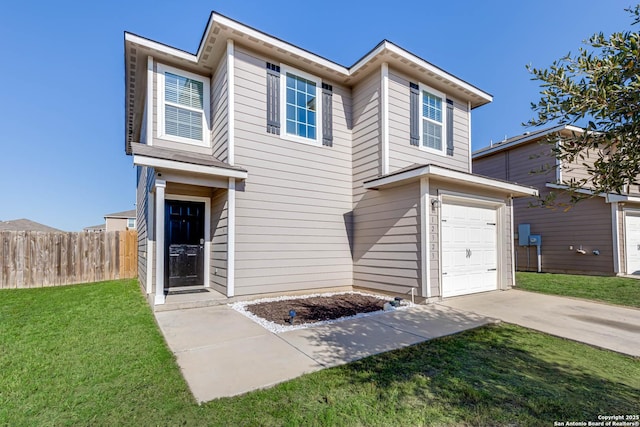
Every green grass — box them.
[516,272,640,308]
[1,280,638,426]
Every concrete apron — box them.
[154,304,494,403]
[440,289,640,357]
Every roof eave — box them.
[473,124,585,159]
[364,164,538,197]
[125,13,494,151]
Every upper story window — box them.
[280,65,322,145]
[420,85,446,153]
[156,63,210,146]
[127,218,136,229]
[286,73,317,139]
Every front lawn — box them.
[1,280,638,426]
[516,272,640,308]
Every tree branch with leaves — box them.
[526,5,640,202]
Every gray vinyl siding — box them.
[561,147,603,188]
[474,140,615,275]
[136,165,149,290]
[428,180,515,295]
[211,188,228,294]
[231,47,353,296]
[353,181,422,296]
[388,68,470,173]
[472,151,509,180]
[513,194,613,274]
[351,69,424,297]
[352,69,382,193]
[474,141,556,190]
[211,55,228,162]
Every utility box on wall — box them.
[529,234,541,246]
[518,224,531,246]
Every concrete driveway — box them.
[440,289,640,357]
[155,303,493,402]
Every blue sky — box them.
[0,1,632,231]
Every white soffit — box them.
[545,183,640,204]
[125,13,491,98]
[365,165,538,197]
[133,155,248,180]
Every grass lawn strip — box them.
[516,272,640,308]
[0,280,638,426]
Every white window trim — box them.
[156,62,211,147]
[279,64,323,146]
[127,218,136,228]
[418,83,447,156]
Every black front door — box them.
[165,200,205,288]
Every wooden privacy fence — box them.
[0,230,137,289]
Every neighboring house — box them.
[124,13,537,306]
[104,210,137,232]
[0,219,63,232]
[83,224,106,232]
[473,124,640,276]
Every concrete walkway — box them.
[441,290,640,357]
[155,304,493,402]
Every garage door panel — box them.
[442,202,498,298]
[480,250,497,269]
[625,214,640,274]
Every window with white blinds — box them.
[157,63,210,145]
[422,91,442,150]
[419,84,446,154]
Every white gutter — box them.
[473,124,584,158]
[125,33,197,63]
[365,164,538,197]
[133,155,248,179]
[545,183,640,204]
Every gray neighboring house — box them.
[473,124,640,276]
[124,12,537,306]
[0,219,63,232]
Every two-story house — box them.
[124,13,537,307]
[473,125,640,276]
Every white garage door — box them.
[441,201,498,297]
[625,214,640,274]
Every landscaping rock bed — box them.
[246,293,386,325]
[230,292,413,334]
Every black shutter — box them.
[446,99,454,156]
[409,82,420,146]
[266,62,280,135]
[322,83,333,147]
